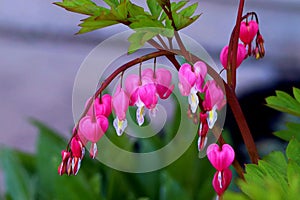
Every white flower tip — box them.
[188,88,199,114]
[207,108,218,129]
[136,106,145,126]
[113,118,127,136]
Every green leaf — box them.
[266,90,300,117]
[128,30,158,54]
[286,160,300,200]
[128,2,148,18]
[159,172,189,200]
[258,160,288,193]
[171,1,188,12]
[111,1,128,20]
[274,122,300,141]
[179,3,198,18]
[77,16,119,34]
[263,151,287,176]
[286,138,300,166]
[0,148,35,200]
[103,0,119,8]
[147,0,162,19]
[223,191,249,200]
[54,0,109,16]
[293,87,300,103]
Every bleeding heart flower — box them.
[86,94,112,118]
[212,168,232,196]
[112,84,129,136]
[239,20,259,45]
[220,44,247,69]
[143,68,174,99]
[70,136,84,159]
[125,73,158,126]
[178,62,207,113]
[79,115,108,143]
[202,80,225,111]
[207,143,235,171]
[178,63,197,96]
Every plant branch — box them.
[226,0,245,90]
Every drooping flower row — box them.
[220,14,265,70]
[58,67,174,175]
[58,60,226,176]
[178,61,226,151]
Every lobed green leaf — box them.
[54,0,109,16]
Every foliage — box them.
[54,0,200,53]
[266,87,300,141]
[223,87,300,200]
[0,117,216,200]
[224,139,300,200]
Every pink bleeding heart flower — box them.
[212,168,232,196]
[193,61,207,91]
[239,20,259,45]
[207,143,235,171]
[203,80,225,111]
[143,68,174,99]
[86,94,112,118]
[178,62,207,113]
[71,156,81,175]
[178,63,197,96]
[202,80,225,129]
[70,136,85,159]
[79,115,108,143]
[198,112,209,151]
[220,44,247,69]
[125,73,158,126]
[58,150,71,176]
[112,84,129,136]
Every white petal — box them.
[197,136,208,151]
[207,107,218,129]
[113,117,127,136]
[218,171,223,189]
[136,106,145,126]
[90,143,98,159]
[188,87,199,114]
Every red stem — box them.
[227,0,245,90]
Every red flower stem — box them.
[227,0,245,90]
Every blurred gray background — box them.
[1,0,300,192]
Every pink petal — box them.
[139,83,158,109]
[239,20,259,45]
[155,68,174,99]
[203,80,224,111]
[220,44,247,69]
[207,144,235,171]
[142,68,155,80]
[112,85,129,120]
[78,115,108,143]
[178,63,196,96]
[125,74,140,102]
[193,61,207,91]
[70,136,84,158]
[212,168,232,196]
[85,94,112,118]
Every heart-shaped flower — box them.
[220,44,247,69]
[239,20,259,45]
[178,63,197,96]
[212,168,232,196]
[79,115,108,143]
[86,94,112,118]
[207,144,235,171]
